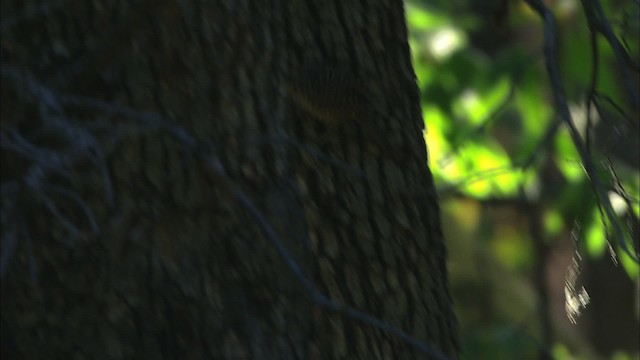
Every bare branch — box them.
[56,94,199,149]
[523,0,638,262]
[1,63,454,356]
[0,229,19,278]
[0,0,67,30]
[580,0,640,110]
[233,187,450,360]
[593,93,638,129]
[44,184,100,234]
[40,192,83,243]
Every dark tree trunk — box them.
[0,0,458,359]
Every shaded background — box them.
[405,0,639,358]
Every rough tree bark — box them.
[0,0,458,359]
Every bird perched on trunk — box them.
[282,62,387,127]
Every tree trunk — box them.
[0,0,458,359]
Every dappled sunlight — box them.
[408,0,640,357]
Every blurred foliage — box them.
[405,0,639,358]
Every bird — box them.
[282,62,386,127]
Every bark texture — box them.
[1,0,458,358]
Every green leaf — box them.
[406,4,449,30]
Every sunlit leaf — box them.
[555,129,584,183]
[515,67,552,135]
[436,143,524,197]
[544,209,564,237]
[456,77,510,125]
[620,250,640,280]
[428,27,466,60]
[585,211,606,258]
[405,4,449,30]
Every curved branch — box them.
[523,0,638,261]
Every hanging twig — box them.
[523,0,638,262]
